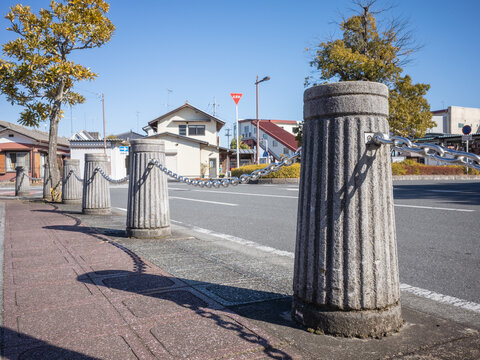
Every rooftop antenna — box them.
[225,127,232,147]
[166,89,173,109]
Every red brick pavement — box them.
[1,200,298,359]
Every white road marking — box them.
[394,204,474,212]
[192,190,297,199]
[115,207,127,211]
[400,284,480,313]
[170,196,238,206]
[428,190,461,193]
[286,188,299,191]
[170,220,294,258]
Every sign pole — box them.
[230,93,243,169]
[236,104,239,168]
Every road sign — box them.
[119,146,129,153]
[263,150,269,157]
[462,134,473,141]
[230,93,242,105]
[462,125,472,135]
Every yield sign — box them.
[230,93,242,105]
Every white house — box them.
[69,131,128,180]
[143,103,225,178]
[428,106,480,134]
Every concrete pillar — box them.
[292,81,403,337]
[43,164,52,201]
[15,166,30,196]
[62,159,82,204]
[82,153,110,215]
[126,139,170,238]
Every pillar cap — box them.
[304,81,389,120]
[85,153,108,161]
[63,159,80,165]
[131,138,165,153]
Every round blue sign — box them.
[462,125,472,135]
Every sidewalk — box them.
[1,199,479,359]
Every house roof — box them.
[148,103,226,132]
[0,120,70,146]
[239,119,298,125]
[115,130,145,139]
[252,120,299,151]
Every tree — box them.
[0,1,115,201]
[304,0,432,138]
[230,136,251,150]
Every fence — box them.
[18,81,480,338]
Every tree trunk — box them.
[47,79,65,202]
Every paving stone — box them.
[194,279,288,306]
[122,289,214,318]
[101,273,178,294]
[15,282,94,307]
[169,263,249,286]
[146,310,275,359]
[12,266,81,285]
[10,247,62,258]
[12,255,69,269]
[16,303,126,343]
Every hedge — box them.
[231,163,301,178]
[231,160,479,178]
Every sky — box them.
[0,0,479,147]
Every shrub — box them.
[231,163,301,178]
[391,163,407,175]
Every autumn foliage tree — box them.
[300,0,434,139]
[0,0,115,201]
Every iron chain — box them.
[374,134,480,171]
[148,147,302,188]
[94,167,129,184]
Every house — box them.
[114,130,145,143]
[143,102,225,178]
[0,120,69,181]
[238,119,300,161]
[69,130,128,179]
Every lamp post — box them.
[255,75,270,164]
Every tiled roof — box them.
[0,120,69,146]
[252,120,299,151]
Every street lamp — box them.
[255,75,270,164]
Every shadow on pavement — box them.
[393,182,480,206]
[77,270,294,360]
[1,326,98,360]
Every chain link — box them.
[94,167,129,184]
[374,134,480,171]
[24,173,42,181]
[148,147,302,188]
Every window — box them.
[272,140,278,147]
[263,134,267,139]
[283,148,290,155]
[6,152,30,172]
[244,126,249,136]
[188,125,205,136]
[179,124,186,136]
[458,123,464,128]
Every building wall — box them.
[70,144,127,179]
[155,108,218,145]
[449,106,480,134]
[163,137,201,177]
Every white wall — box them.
[70,144,127,179]
[449,106,480,134]
[0,132,35,145]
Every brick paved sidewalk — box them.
[1,200,296,359]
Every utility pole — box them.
[102,93,106,154]
[225,128,232,147]
[213,97,218,116]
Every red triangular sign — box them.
[230,93,242,105]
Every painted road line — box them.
[192,190,297,199]
[428,190,461,193]
[400,284,480,313]
[394,204,474,212]
[170,219,294,258]
[170,196,238,207]
[172,220,480,314]
[286,188,299,191]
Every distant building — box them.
[69,130,127,179]
[428,106,480,135]
[238,119,300,162]
[0,120,69,181]
[114,130,144,143]
[143,102,225,178]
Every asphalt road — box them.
[110,180,480,304]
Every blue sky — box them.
[0,0,479,147]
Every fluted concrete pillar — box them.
[43,164,52,201]
[292,81,403,337]
[126,139,170,238]
[82,153,110,215]
[62,159,82,204]
[15,166,30,196]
